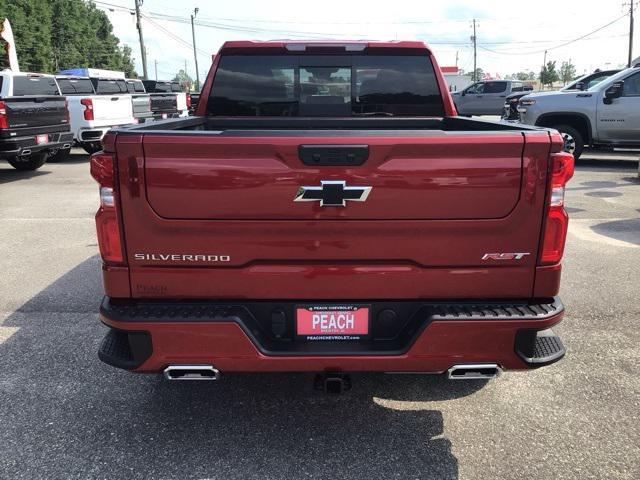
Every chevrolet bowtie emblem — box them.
[294,180,372,207]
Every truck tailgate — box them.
[92,95,133,125]
[148,93,177,114]
[1,96,68,132]
[115,129,553,299]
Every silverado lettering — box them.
[133,253,231,262]
[92,40,574,386]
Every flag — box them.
[0,18,20,72]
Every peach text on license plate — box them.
[296,306,369,337]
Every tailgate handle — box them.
[111,97,119,101]
[298,145,369,166]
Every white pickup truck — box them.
[56,69,135,157]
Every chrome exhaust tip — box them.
[447,364,502,380]
[163,365,220,381]
[20,149,32,156]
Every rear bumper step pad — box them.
[515,328,566,365]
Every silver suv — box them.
[452,80,532,116]
[517,67,640,159]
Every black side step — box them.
[515,329,566,366]
[98,328,152,370]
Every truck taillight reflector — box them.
[90,152,124,264]
[64,98,70,124]
[0,101,8,129]
[96,212,123,263]
[540,152,575,265]
[90,152,114,187]
[81,98,94,120]
[186,93,192,109]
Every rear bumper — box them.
[99,296,565,374]
[0,131,74,157]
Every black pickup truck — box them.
[142,80,188,118]
[0,72,73,171]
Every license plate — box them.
[161,113,168,119]
[36,134,48,145]
[296,305,369,340]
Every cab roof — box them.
[217,40,431,54]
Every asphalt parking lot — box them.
[0,150,639,480]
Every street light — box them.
[191,7,200,91]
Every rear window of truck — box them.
[94,79,129,94]
[147,82,182,93]
[207,54,445,117]
[57,78,95,95]
[13,76,60,96]
[126,80,146,93]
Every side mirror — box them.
[461,91,466,96]
[575,81,586,91]
[604,81,624,104]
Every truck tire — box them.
[7,152,48,171]
[81,142,103,155]
[47,147,71,163]
[553,124,584,160]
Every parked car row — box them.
[448,67,640,160]
[516,66,640,159]
[1,67,194,171]
[501,69,621,121]
[452,80,533,116]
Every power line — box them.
[93,1,634,50]
[141,14,209,57]
[478,13,629,56]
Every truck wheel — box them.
[47,148,71,163]
[81,142,103,155]
[8,152,48,171]
[553,124,584,160]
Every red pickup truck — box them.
[92,40,573,391]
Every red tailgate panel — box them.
[143,134,523,220]
[113,131,553,300]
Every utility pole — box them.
[471,19,477,81]
[134,0,148,79]
[455,50,459,68]
[191,8,200,91]
[154,59,157,81]
[540,50,548,91]
[628,1,635,67]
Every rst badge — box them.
[482,253,530,260]
[294,180,372,207]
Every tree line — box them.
[0,0,136,76]
[507,60,576,86]
[464,59,587,87]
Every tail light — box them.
[81,98,94,120]
[186,93,192,109]
[539,152,575,265]
[90,152,125,264]
[63,98,70,124]
[0,101,8,129]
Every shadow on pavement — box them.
[0,166,50,184]
[577,157,639,169]
[591,218,640,246]
[64,150,91,163]
[0,256,485,479]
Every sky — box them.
[97,0,639,83]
